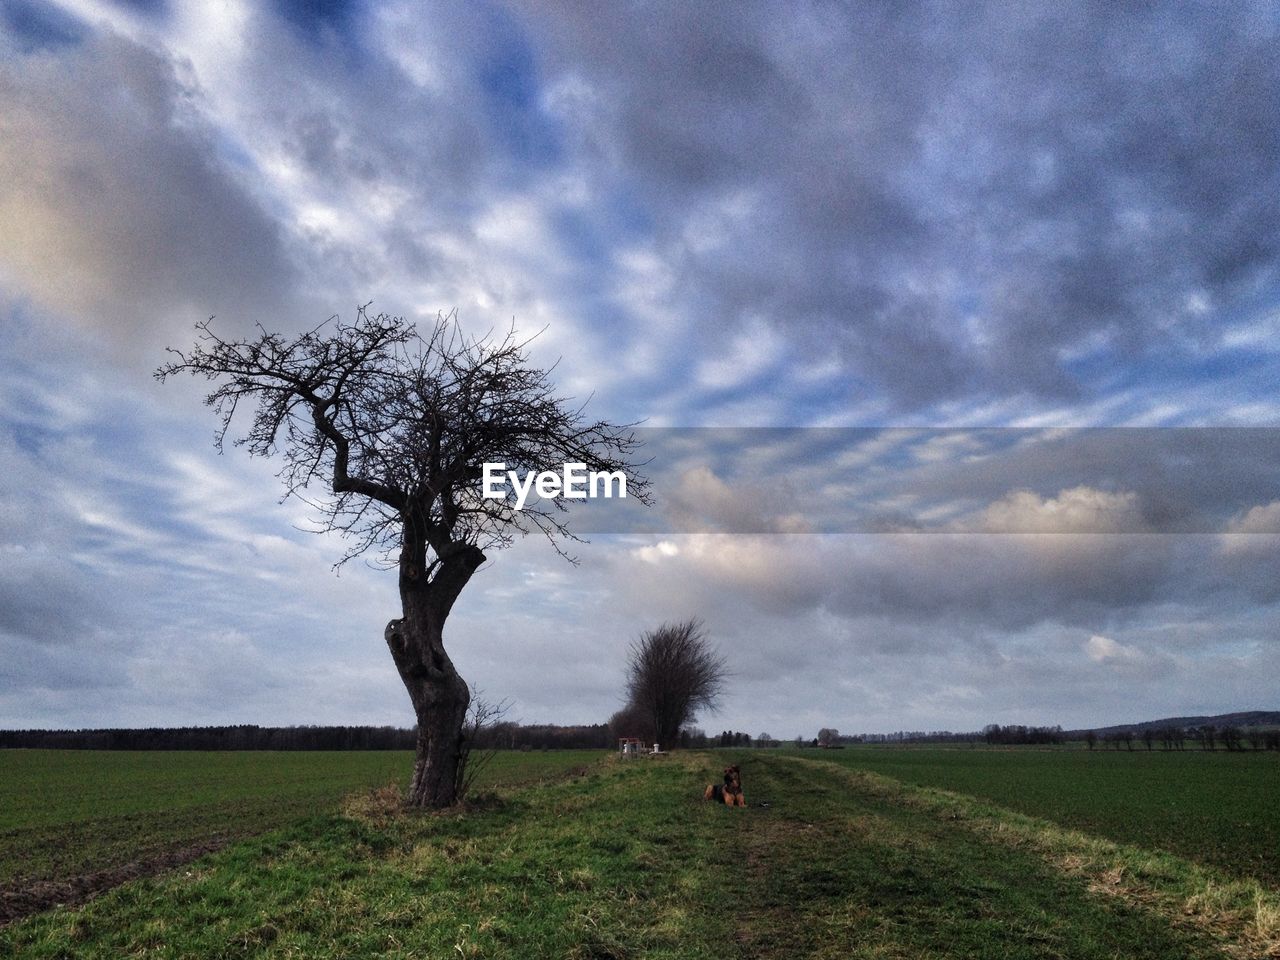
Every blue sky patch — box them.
[1,0,86,52]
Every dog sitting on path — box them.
[704,764,745,807]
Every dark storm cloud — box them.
[619,533,1190,636]
[568,428,1280,535]
[514,1,1280,406]
[0,28,297,355]
[819,535,1191,633]
[0,541,113,644]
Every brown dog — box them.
[703,764,745,806]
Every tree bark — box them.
[385,616,470,806]
[384,540,485,808]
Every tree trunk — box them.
[385,525,484,808]
[385,616,470,807]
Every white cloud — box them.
[1223,500,1280,537]
[1084,634,1142,664]
[633,540,680,564]
[971,487,1146,534]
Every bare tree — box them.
[817,727,839,748]
[624,619,725,751]
[1084,730,1097,751]
[1221,726,1243,751]
[455,687,511,803]
[158,308,648,807]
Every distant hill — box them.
[1072,711,1280,736]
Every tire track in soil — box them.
[0,837,232,927]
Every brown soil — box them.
[0,837,230,927]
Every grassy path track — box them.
[2,751,1274,957]
[809,745,1280,885]
[763,754,1278,959]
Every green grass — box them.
[806,745,1280,885]
[0,749,599,890]
[5,751,1277,958]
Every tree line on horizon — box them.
[0,722,779,753]
[803,721,1280,750]
[1085,725,1280,751]
[0,725,418,751]
[0,723,615,752]
[8,715,1274,755]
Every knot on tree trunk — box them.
[384,619,407,655]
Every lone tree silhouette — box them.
[625,619,725,751]
[158,308,648,807]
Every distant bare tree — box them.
[684,727,708,748]
[159,308,648,807]
[608,702,655,745]
[1200,725,1217,751]
[1141,728,1154,751]
[817,727,839,748]
[625,619,726,751]
[1084,730,1097,751]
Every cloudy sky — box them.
[2,1,1279,738]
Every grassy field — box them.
[812,745,1280,885]
[2,750,1277,958]
[0,748,598,922]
